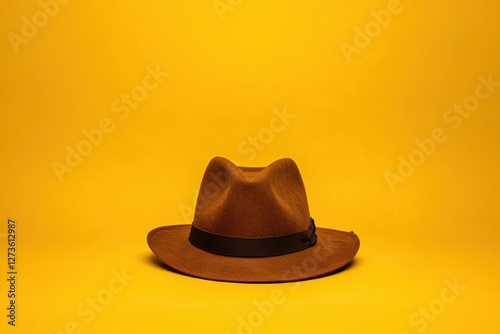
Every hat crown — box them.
[193,157,311,238]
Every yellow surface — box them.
[1,0,499,333]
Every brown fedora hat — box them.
[147,157,360,283]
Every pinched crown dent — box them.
[193,157,311,238]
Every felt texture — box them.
[194,157,311,237]
[147,157,360,283]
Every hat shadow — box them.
[143,253,187,276]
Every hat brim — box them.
[147,225,360,283]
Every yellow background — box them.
[1,0,499,333]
